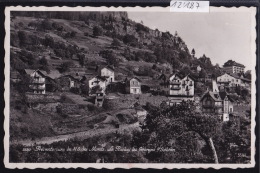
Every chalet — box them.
[223,60,245,74]
[56,75,81,91]
[168,74,195,102]
[24,69,47,94]
[217,73,241,87]
[101,65,115,83]
[201,91,234,121]
[126,77,142,94]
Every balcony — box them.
[170,87,181,90]
[31,86,45,90]
[33,80,45,84]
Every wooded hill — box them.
[10,11,221,80]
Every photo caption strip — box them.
[170,1,210,12]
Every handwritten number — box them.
[171,1,177,7]
[196,2,200,9]
[178,2,182,8]
[190,2,194,9]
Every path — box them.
[15,122,140,146]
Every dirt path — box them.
[15,122,140,146]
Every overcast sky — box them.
[128,11,254,70]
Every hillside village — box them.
[9,12,252,163]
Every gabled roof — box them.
[218,73,239,79]
[169,73,182,80]
[101,65,114,72]
[201,91,222,102]
[185,74,195,81]
[219,91,234,102]
[129,77,141,82]
[24,69,47,77]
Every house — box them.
[223,60,245,74]
[56,75,81,91]
[200,90,234,121]
[88,75,107,95]
[168,74,195,102]
[101,65,115,83]
[217,73,241,87]
[24,69,47,94]
[126,77,142,94]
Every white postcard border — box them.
[4,6,257,169]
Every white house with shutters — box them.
[168,74,195,102]
[101,65,115,83]
[126,77,142,94]
[24,69,47,94]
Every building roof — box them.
[24,69,48,77]
[223,60,245,68]
[130,77,141,82]
[102,65,115,72]
[201,91,222,102]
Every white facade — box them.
[27,70,46,94]
[129,78,141,94]
[223,65,244,74]
[169,74,194,97]
[89,76,107,92]
[101,67,115,83]
[217,73,241,87]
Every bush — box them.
[123,34,138,46]
[87,104,96,112]
[93,26,103,37]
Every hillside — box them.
[10,11,213,77]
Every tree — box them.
[139,101,221,163]
[111,38,121,48]
[93,26,103,37]
[78,53,87,67]
[107,53,120,67]
[41,19,52,31]
[59,61,72,73]
[18,31,29,46]
[123,34,138,46]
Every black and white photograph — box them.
[4,6,256,169]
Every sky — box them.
[128,11,254,71]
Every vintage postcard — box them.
[4,6,256,169]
